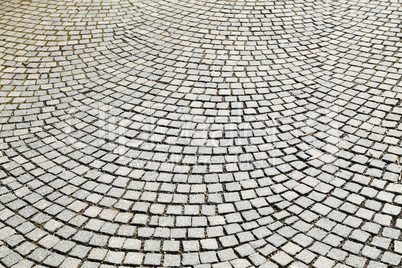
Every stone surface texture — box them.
[0,0,401,267]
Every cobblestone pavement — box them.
[0,0,401,267]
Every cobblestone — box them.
[0,0,401,267]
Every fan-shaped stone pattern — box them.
[0,0,401,267]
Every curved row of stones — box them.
[0,0,401,267]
